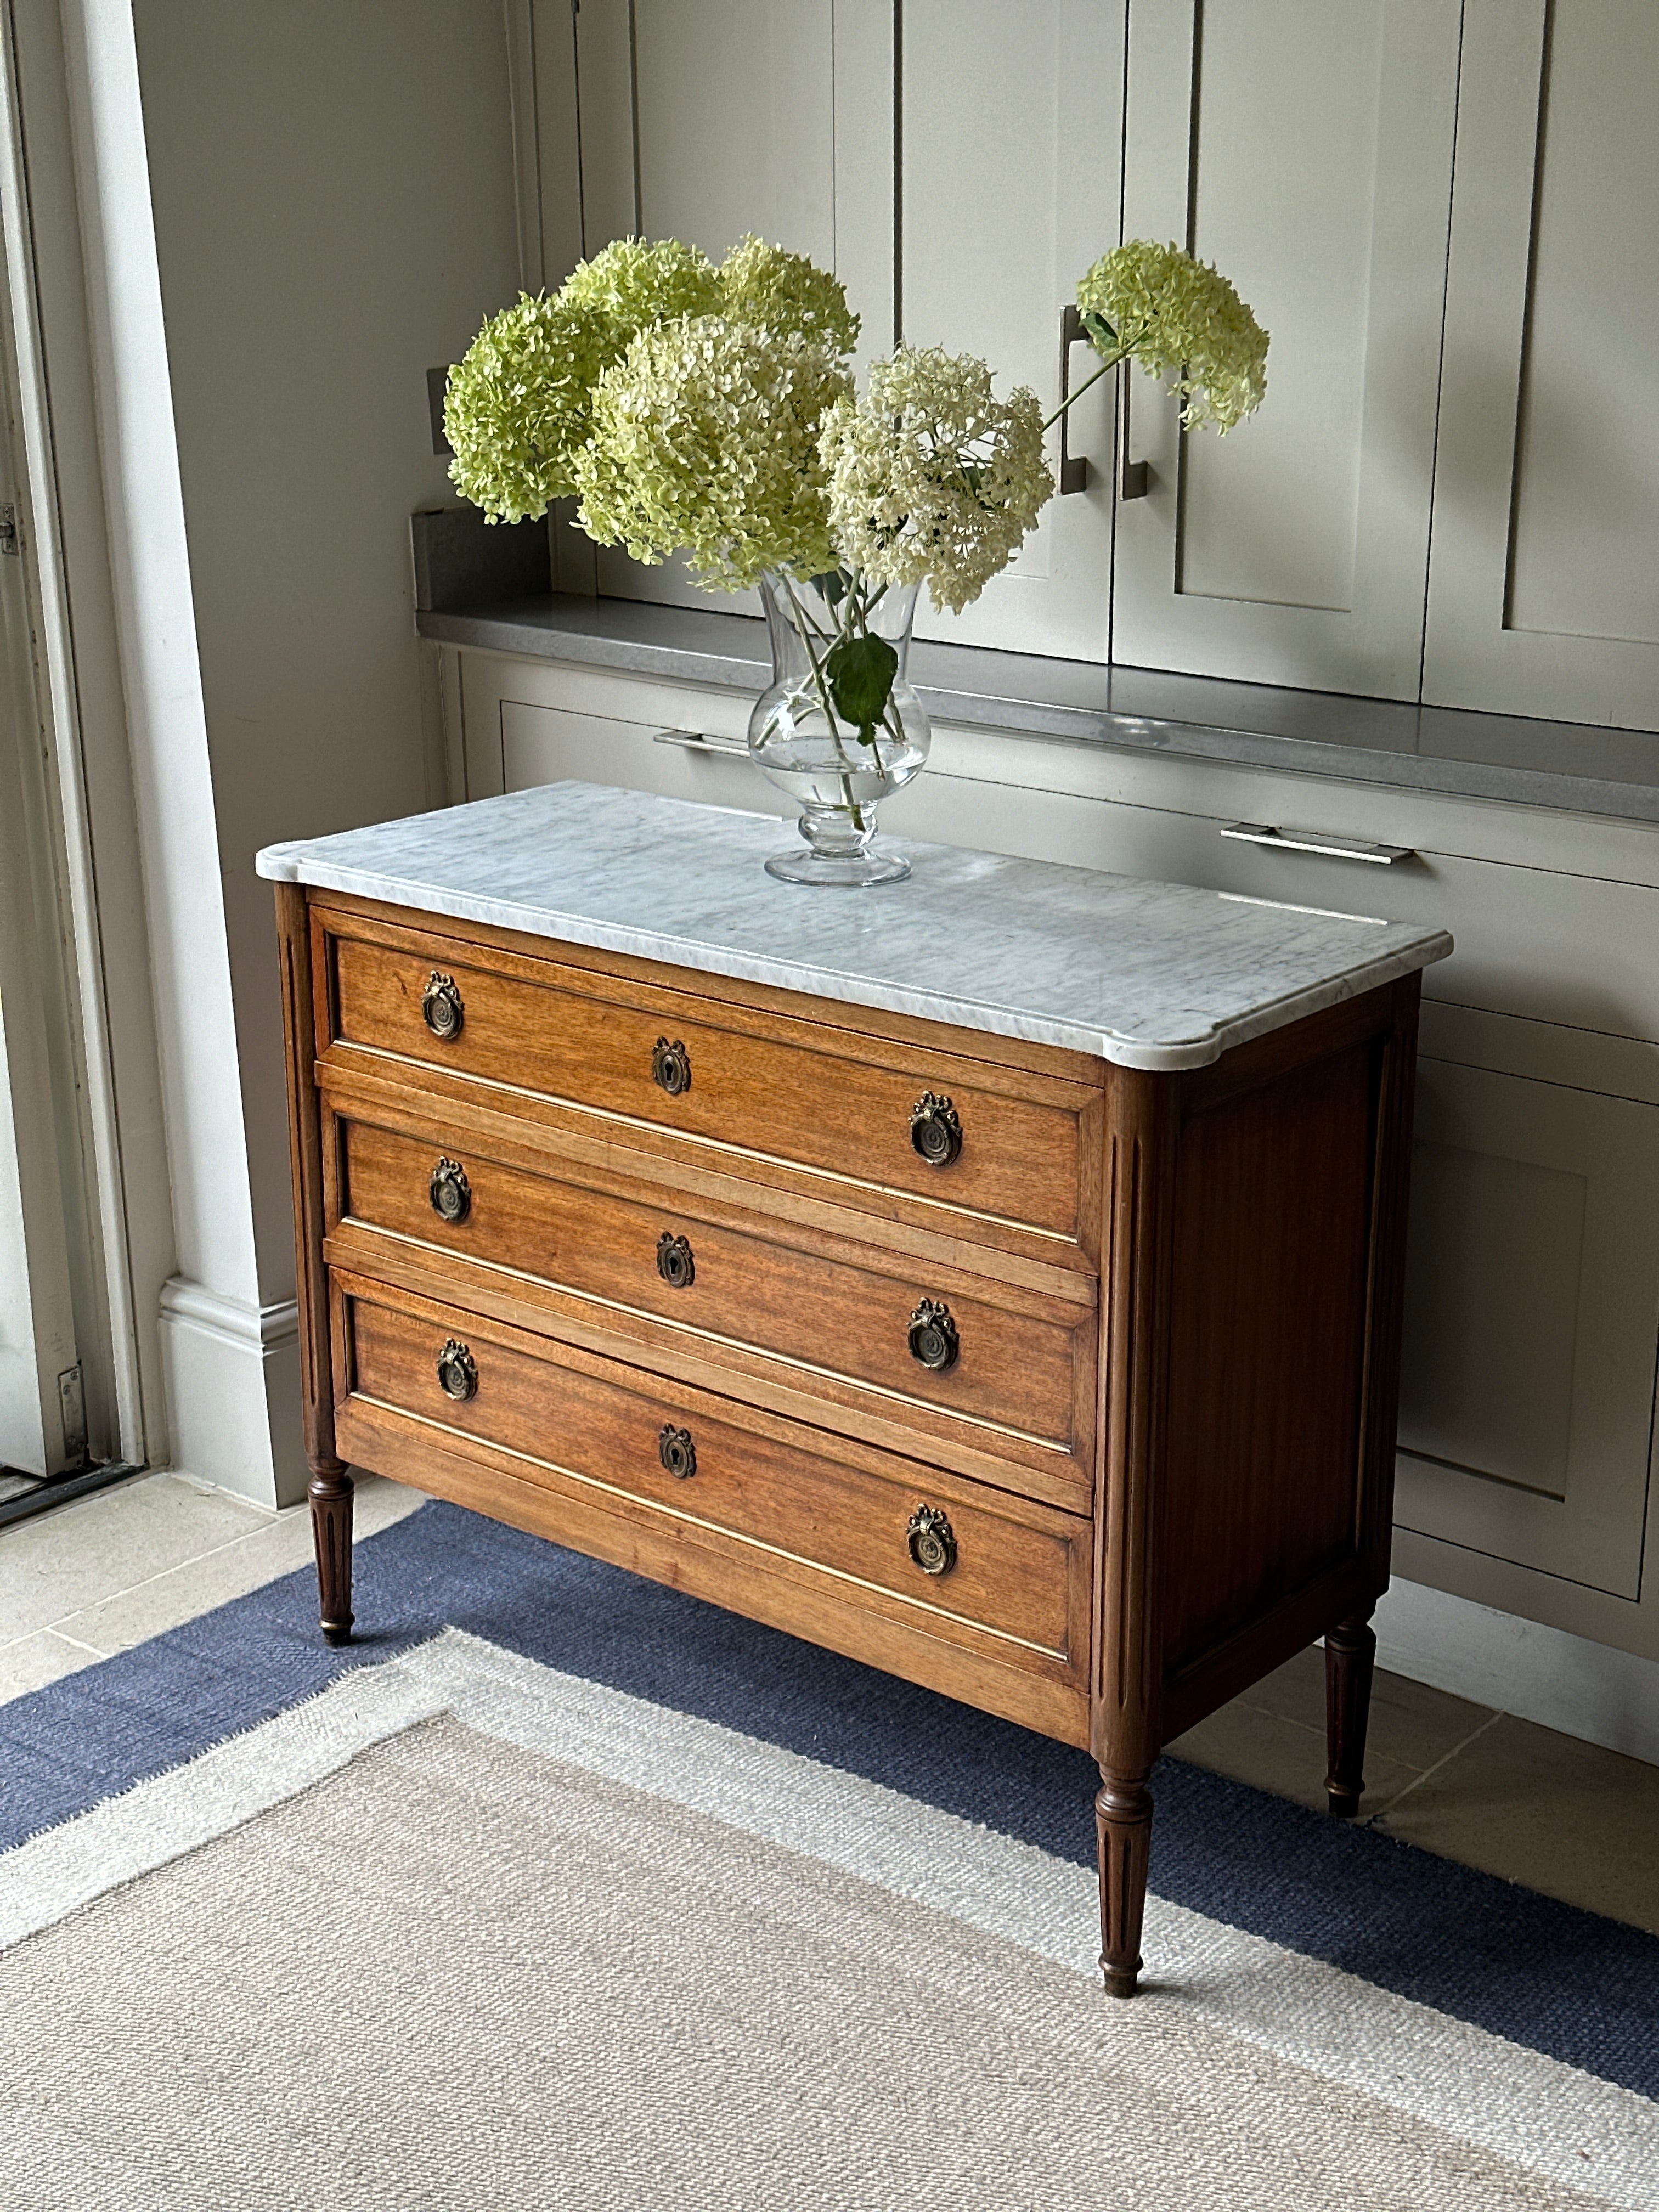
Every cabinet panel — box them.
[899,0,1122,661]
[1393,1052,1659,1598]
[1114,0,1459,697]
[565,0,895,619]
[1422,0,1659,729]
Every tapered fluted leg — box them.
[309,1466,355,1646]
[1096,1768,1154,1997]
[1324,1614,1376,1816]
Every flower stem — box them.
[1042,348,1124,433]
[780,573,867,831]
[1041,318,1157,433]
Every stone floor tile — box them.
[1240,1645,1499,1776]
[49,1475,426,1653]
[1374,1713,1659,1933]
[1165,1695,1422,1818]
[0,1472,266,1641]
[0,1628,100,1700]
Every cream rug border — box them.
[2,1629,1651,2202]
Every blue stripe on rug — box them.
[3,1496,1655,2100]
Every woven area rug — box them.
[2,1503,1655,2209]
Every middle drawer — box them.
[323,1101,1096,1502]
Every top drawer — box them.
[313,904,1101,1252]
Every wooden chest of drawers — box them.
[266,783,1448,1996]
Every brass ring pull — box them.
[658,1423,697,1479]
[906,1504,957,1577]
[656,1232,695,1289]
[421,972,464,1041]
[908,1298,960,1373]
[436,1338,477,1402]
[910,1091,962,1167]
[652,1036,692,1096]
[429,1157,471,1224]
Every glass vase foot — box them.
[763,844,912,888]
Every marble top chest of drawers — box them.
[259,782,1450,1996]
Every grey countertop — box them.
[416,592,1659,827]
[257,781,1450,1071]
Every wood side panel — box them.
[320,913,1091,1243]
[1090,1069,1180,1773]
[1356,974,1422,1590]
[334,1110,1093,1471]
[1158,1555,1379,1739]
[1156,1035,1380,1677]
[309,888,1107,1088]
[275,883,341,1476]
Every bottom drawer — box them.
[332,1270,1091,1741]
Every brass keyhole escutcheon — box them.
[656,1232,696,1289]
[907,1298,960,1373]
[436,1338,478,1402]
[906,1504,957,1577]
[421,972,464,1041]
[429,1157,471,1224]
[658,1423,697,1479]
[910,1091,962,1167]
[652,1036,692,1096]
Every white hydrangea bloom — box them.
[819,348,1053,614]
[574,316,853,591]
[1076,240,1268,432]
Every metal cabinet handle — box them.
[910,1092,963,1168]
[421,972,464,1040]
[1116,362,1149,501]
[428,1157,471,1224]
[1220,822,1414,866]
[906,1503,957,1577]
[436,1338,477,1402]
[652,1036,692,1096]
[1057,304,1091,495]
[652,729,750,756]
[658,1423,697,1479]
[656,1231,695,1289]
[908,1299,960,1373]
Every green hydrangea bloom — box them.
[444,292,616,522]
[574,315,853,590]
[557,235,721,342]
[717,235,860,356]
[1076,239,1268,432]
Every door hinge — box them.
[0,504,17,555]
[58,1364,88,1461]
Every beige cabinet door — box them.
[1394,1049,1659,1599]
[899,0,1122,661]
[556,0,895,616]
[1421,0,1659,730]
[1113,0,1460,698]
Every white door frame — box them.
[0,0,145,1467]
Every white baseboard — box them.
[1375,1577,1659,1770]
[157,1276,308,1509]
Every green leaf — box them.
[823,631,899,746]
[809,568,850,607]
[1080,309,1118,353]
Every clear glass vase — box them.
[748,570,932,887]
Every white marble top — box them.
[256,782,1452,1070]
